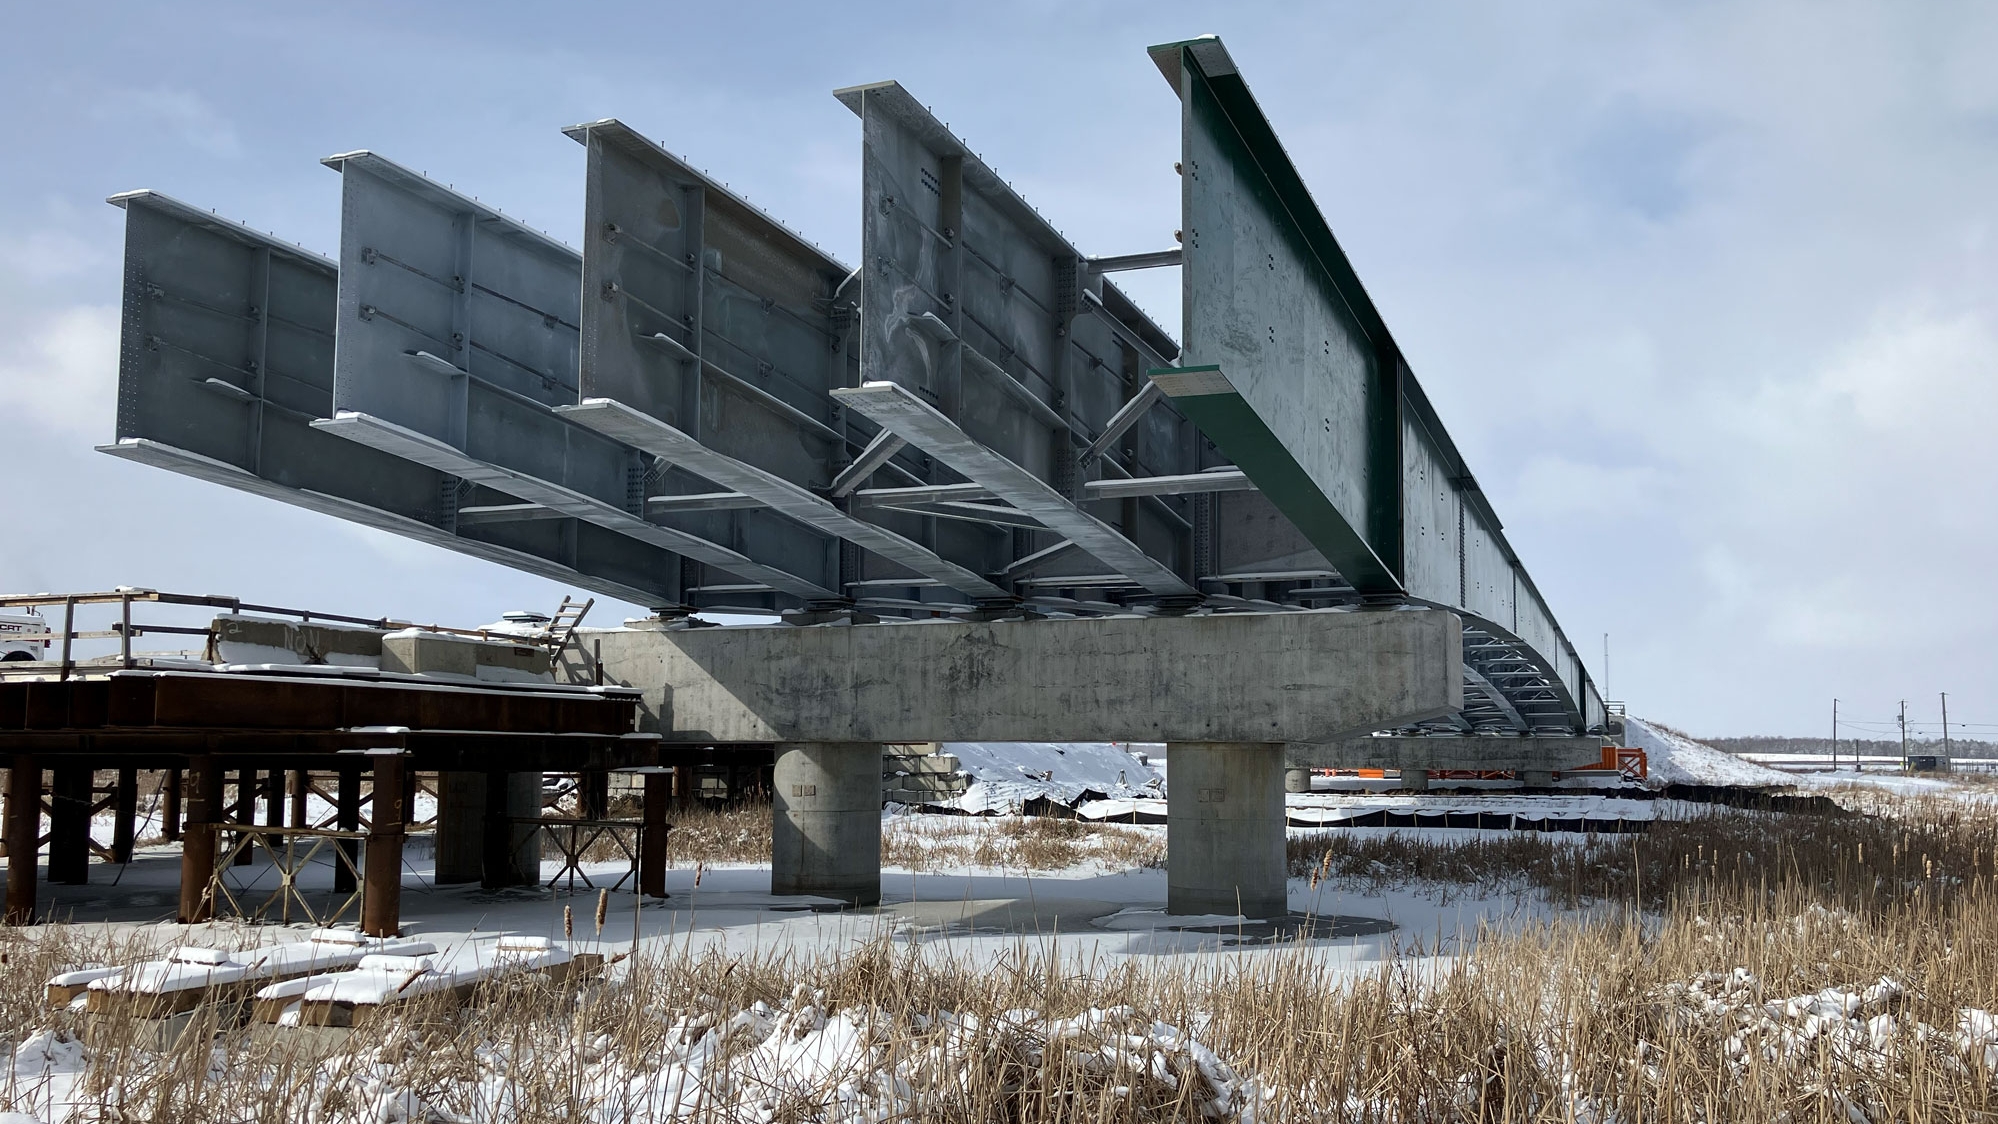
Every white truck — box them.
[0,608,51,662]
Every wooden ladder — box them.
[544,596,594,669]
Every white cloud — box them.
[106,88,242,159]
[1512,455,1669,519]
[0,305,120,437]
[0,228,106,281]
[1642,303,1998,678]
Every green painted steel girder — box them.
[1150,366,1398,593]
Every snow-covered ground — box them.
[11,780,1998,1121]
[9,813,1562,973]
[0,825,1565,1120]
[939,741,1165,813]
[1625,717,1796,788]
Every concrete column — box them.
[1399,768,1430,792]
[161,768,182,843]
[671,764,694,808]
[434,772,485,885]
[333,763,361,895]
[771,743,881,906]
[641,771,669,898]
[1517,769,1556,788]
[177,756,222,924]
[1283,768,1312,794]
[1166,742,1287,919]
[5,756,39,925]
[288,770,309,829]
[46,767,91,885]
[110,768,138,864]
[479,771,542,889]
[362,754,406,938]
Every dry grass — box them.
[9,795,1998,1120]
[10,882,1998,1120]
[1290,793,1998,912]
[582,802,1167,874]
[570,802,773,866]
[659,802,773,867]
[883,812,1166,872]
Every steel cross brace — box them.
[559,398,1008,600]
[832,381,1195,598]
[315,411,837,600]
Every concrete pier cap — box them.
[586,607,1463,745]
[585,607,1463,918]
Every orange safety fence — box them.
[1311,743,1647,783]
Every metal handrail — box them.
[0,587,585,679]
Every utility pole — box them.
[1831,698,1839,773]
[1942,692,1952,763]
[1899,701,1908,773]
[1603,632,1610,701]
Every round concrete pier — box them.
[1166,742,1286,918]
[772,742,882,905]
[1283,767,1312,794]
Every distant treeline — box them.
[1705,736,1997,758]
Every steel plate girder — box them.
[319,151,841,604]
[1153,48,1403,593]
[563,119,857,489]
[312,411,838,601]
[96,190,683,607]
[835,80,1200,584]
[560,118,1007,604]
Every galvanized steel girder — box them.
[834,80,1214,595]
[97,191,683,607]
[315,149,842,605]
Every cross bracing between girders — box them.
[94,36,1607,738]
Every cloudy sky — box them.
[2,1,1992,739]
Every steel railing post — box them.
[58,597,74,681]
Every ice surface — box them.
[1097,908,1255,931]
[1284,793,1674,825]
